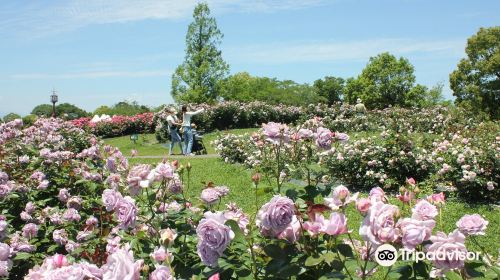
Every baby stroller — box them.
[191,129,207,155]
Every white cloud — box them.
[0,0,327,37]
[10,70,171,80]
[225,38,466,64]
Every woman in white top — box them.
[181,105,205,155]
[166,108,183,155]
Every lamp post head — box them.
[51,91,58,104]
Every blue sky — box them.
[1,0,499,116]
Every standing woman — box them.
[166,108,183,155]
[181,105,205,156]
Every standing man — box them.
[166,108,183,155]
[355,98,367,116]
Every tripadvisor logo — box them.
[374,244,481,267]
[375,244,398,266]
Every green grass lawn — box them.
[103,128,258,156]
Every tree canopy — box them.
[313,76,344,105]
[219,72,325,106]
[344,52,444,109]
[171,2,229,104]
[450,26,500,119]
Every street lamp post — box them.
[50,90,58,118]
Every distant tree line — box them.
[171,2,499,119]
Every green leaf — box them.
[388,264,412,279]
[47,244,59,253]
[305,255,323,267]
[322,251,335,265]
[14,252,32,260]
[337,244,354,258]
[263,244,285,260]
[444,271,463,280]
[225,220,245,243]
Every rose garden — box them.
[1,2,500,279]
[0,102,498,279]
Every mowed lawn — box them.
[102,128,258,156]
[108,130,500,261]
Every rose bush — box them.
[72,112,154,138]
[0,117,498,279]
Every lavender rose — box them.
[102,189,123,212]
[397,218,435,250]
[115,196,137,229]
[149,265,174,280]
[411,200,438,221]
[101,244,143,280]
[0,243,9,261]
[359,201,399,246]
[196,212,234,253]
[426,230,467,277]
[456,214,488,236]
[256,195,295,236]
[315,127,334,149]
[197,243,220,267]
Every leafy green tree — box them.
[344,52,416,109]
[57,103,89,120]
[3,113,21,123]
[450,27,500,119]
[313,76,344,105]
[220,72,323,106]
[93,101,150,116]
[171,2,229,103]
[31,104,53,117]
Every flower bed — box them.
[213,118,499,203]
[71,112,154,138]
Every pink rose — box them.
[148,162,174,182]
[456,214,488,236]
[324,185,358,210]
[411,200,438,221]
[397,191,413,204]
[127,164,151,195]
[406,177,416,185]
[303,213,325,237]
[322,212,348,236]
[208,272,220,280]
[200,188,221,205]
[426,230,467,277]
[22,223,38,239]
[398,218,435,250]
[256,195,295,236]
[356,198,371,214]
[359,201,399,246]
[262,122,289,144]
[369,187,387,202]
[58,188,70,202]
[427,192,445,206]
[150,246,168,263]
[101,244,143,280]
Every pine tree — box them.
[171,2,229,103]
